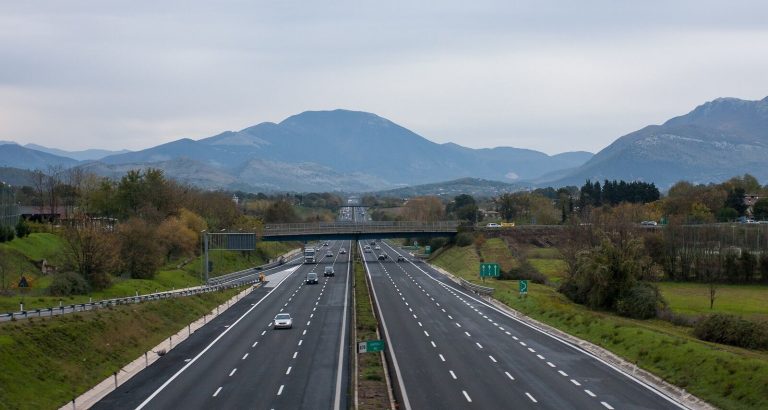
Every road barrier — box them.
[1,248,303,322]
[459,278,494,296]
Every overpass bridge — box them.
[261,221,460,242]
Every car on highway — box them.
[339,248,347,254]
[325,251,333,257]
[486,223,501,228]
[374,245,381,250]
[377,253,388,260]
[324,266,335,277]
[364,245,372,253]
[273,313,293,329]
[397,255,406,262]
[640,220,658,226]
[306,272,318,284]
[323,242,329,247]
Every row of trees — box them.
[579,180,660,207]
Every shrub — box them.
[693,314,768,350]
[48,272,90,296]
[429,237,448,251]
[615,282,667,319]
[455,232,474,247]
[0,225,15,242]
[15,219,30,238]
[502,260,547,284]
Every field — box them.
[524,247,568,282]
[432,245,768,410]
[0,289,240,410]
[658,282,768,320]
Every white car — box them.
[486,223,501,228]
[640,221,658,226]
[274,313,293,329]
[339,248,347,254]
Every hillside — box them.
[96,109,591,192]
[547,96,768,188]
[371,177,524,198]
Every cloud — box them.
[1,1,767,153]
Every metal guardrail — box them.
[459,278,494,296]
[0,280,259,322]
[263,221,460,236]
[1,248,305,322]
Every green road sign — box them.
[358,339,385,353]
[480,263,500,277]
[425,246,432,254]
[519,279,529,293]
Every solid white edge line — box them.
[360,242,412,410]
[385,239,691,410]
[135,265,300,410]
[333,240,352,410]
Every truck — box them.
[304,247,317,263]
[501,222,515,228]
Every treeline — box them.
[579,180,660,207]
[17,167,255,295]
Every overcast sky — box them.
[1,1,767,155]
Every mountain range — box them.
[543,96,768,188]
[1,96,766,192]
[0,110,592,192]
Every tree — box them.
[403,197,444,222]
[452,194,479,223]
[157,217,197,261]
[117,218,163,279]
[63,220,117,289]
[753,198,768,220]
[497,193,516,222]
[725,187,747,216]
[264,200,299,223]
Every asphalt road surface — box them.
[94,240,352,410]
[362,240,685,410]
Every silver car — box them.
[274,313,293,329]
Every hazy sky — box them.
[1,1,767,155]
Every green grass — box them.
[478,238,518,272]
[0,238,299,313]
[658,282,768,320]
[529,258,567,282]
[526,247,563,259]
[354,245,389,409]
[432,245,768,410]
[3,233,66,264]
[0,289,240,410]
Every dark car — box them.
[397,255,406,262]
[324,266,335,277]
[377,254,388,260]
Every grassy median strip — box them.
[354,245,389,409]
[0,288,240,410]
[433,244,768,410]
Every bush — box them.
[615,282,667,319]
[502,260,547,284]
[429,237,448,251]
[48,272,90,296]
[693,314,768,350]
[15,219,30,238]
[0,225,15,242]
[455,232,474,247]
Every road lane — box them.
[95,240,352,410]
[363,240,685,410]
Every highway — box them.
[94,239,352,410]
[362,240,685,410]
